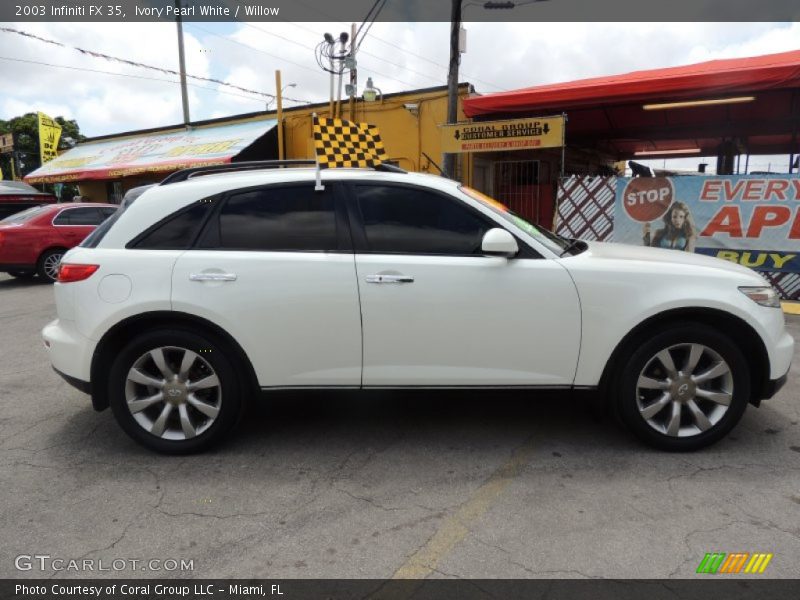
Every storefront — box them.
[24,83,475,202]
[461,49,800,229]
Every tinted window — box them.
[206,186,337,251]
[0,204,47,223]
[53,207,108,226]
[132,201,212,249]
[355,185,491,254]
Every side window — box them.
[53,207,108,225]
[200,185,338,251]
[355,185,491,255]
[131,201,213,249]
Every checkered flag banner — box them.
[312,116,387,169]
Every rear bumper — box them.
[759,373,787,402]
[42,318,93,383]
[53,366,91,394]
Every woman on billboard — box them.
[642,201,697,252]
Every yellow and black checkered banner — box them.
[312,116,387,169]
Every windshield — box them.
[1,205,48,224]
[459,186,576,256]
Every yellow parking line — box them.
[391,438,536,579]
[782,302,800,315]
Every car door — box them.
[348,182,582,387]
[171,182,363,388]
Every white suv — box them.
[42,163,794,453]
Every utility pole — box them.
[276,70,284,160]
[175,0,191,127]
[349,22,357,121]
[442,0,462,180]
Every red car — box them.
[0,203,117,282]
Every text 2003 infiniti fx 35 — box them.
[42,164,793,453]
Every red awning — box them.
[464,50,800,117]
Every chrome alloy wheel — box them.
[125,346,222,440]
[43,252,63,281]
[635,343,733,438]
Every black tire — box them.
[108,328,244,454]
[8,270,36,279]
[613,322,750,451]
[36,248,66,283]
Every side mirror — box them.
[481,228,518,258]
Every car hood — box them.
[581,241,763,280]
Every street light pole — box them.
[443,0,462,180]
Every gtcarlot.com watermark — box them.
[15,554,194,573]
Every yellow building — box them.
[25,84,474,203]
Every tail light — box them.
[57,263,99,283]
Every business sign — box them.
[25,120,277,184]
[441,116,564,154]
[614,175,800,272]
[38,112,62,164]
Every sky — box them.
[0,20,798,173]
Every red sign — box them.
[622,178,674,222]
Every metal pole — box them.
[175,0,191,127]
[349,23,357,121]
[276,70,284,160]
[329,45,335,117]
[442,0,461,180]
[336,35,347,118]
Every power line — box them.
[187,22,321,80]
[283,19,506,92]
[223,21,421,89]
[0,26,309,104]
[0,55,270,104]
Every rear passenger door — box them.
[170,182,363,388]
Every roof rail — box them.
[375,163,407,174]
[159,160,317,185]
[159,159,408,185]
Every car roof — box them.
[0,181,50,195]
[154,167,460,197]
[41,202,118,212]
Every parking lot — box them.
[1,272,798,580]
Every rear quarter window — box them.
[128,200,214,250]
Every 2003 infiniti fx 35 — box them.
[42,162,794,454]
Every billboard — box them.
[614,175,800,273]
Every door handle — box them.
[365,274,414,284]
[189,273,237,282]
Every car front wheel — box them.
[615,322,750,451]
[108,329,244,454]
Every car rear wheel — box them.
[615,322,750,451]
[108,329,243,454]
[37,248,66,283]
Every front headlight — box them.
[739,286,781,308]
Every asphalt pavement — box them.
[1,273,798,579]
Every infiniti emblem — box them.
[678,383,689,396]
[167,389,182,397]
